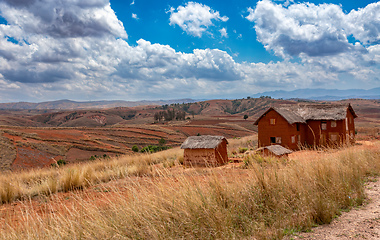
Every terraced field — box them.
[0,118,255,171]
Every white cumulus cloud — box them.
[0,0,378,102]
[169,2,229,37]
[219,28,228,38]
[247,0,380,60]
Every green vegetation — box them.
[158,138,166,146]
[140,145,170,153]
[132,145,139,152]
[57,159,66,166]
[154,108,186,121]
[89,154,109,161]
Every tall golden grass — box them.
[1,142,379,239]
[0,148,183,204]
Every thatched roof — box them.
[256,145,293,156]
[181,135,228,149]
[272,107,306,124]
[254,103,357,125]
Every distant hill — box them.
[251,87,380,100]
[170,97,292,117]
[0,99,197,110]
[0,97,378,129]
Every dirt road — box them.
[288,177,380,240]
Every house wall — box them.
[257,106,357,150]
[305,118,353,147]
[289,123,307,149]
[257,109,305,150]
[183,149,215,166]
[215,140,228,164]
[346,109,356,144]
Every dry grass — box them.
[1,141,379,239]
[0,133,16,171]
[228,135,258,156]
[0,148,183,204]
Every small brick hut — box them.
[180,135,228,166]
[254,103,357,150]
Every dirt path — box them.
[288,177,380,240]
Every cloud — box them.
[0,0,378,102]
[346,2,380,44]
[247,0,354,58]
[132,13,138,20]
[219,28,228,38]
[114,39,242,82]
[0,0,127,38]
[169,2,228,37]
[247,0,380,59]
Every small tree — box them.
[132,145,139,152]
[244,114,249,120]
[158,138,166,146]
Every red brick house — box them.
[254,103,357,150]
[181,135,228,166]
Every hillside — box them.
[0,98,379,171]
[251,87,380,100]
[0,99,197,110]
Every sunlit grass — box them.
[0,141,379,239]
[0,148,183,204]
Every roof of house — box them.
[254,103,357,125]
[256,145,293,156]
[180,135,228,149]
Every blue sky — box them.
[0,0,379,102]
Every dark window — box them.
[321,121,327,130]
[270,137,276,143]
[296,123,300,131]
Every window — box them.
[270,119,276,125]
[270,137,276,144]
[296,123,300,131]
[276,137,282,144]
[298,135,301,144]
[331,121,337,128]
[321,122,327,130]
[330,134,338,142]
[291,136,295,144]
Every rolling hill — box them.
[0,97,378,171]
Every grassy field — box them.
[0,139,379,239]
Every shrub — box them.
[132,145,139,152]
[238,147,248,153]
[141,145,170,153]
[51,159,67,167]
[158,138,166,146]
[57,159,66,165]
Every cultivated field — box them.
[0,98,378,171]
[0,119,254,171]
